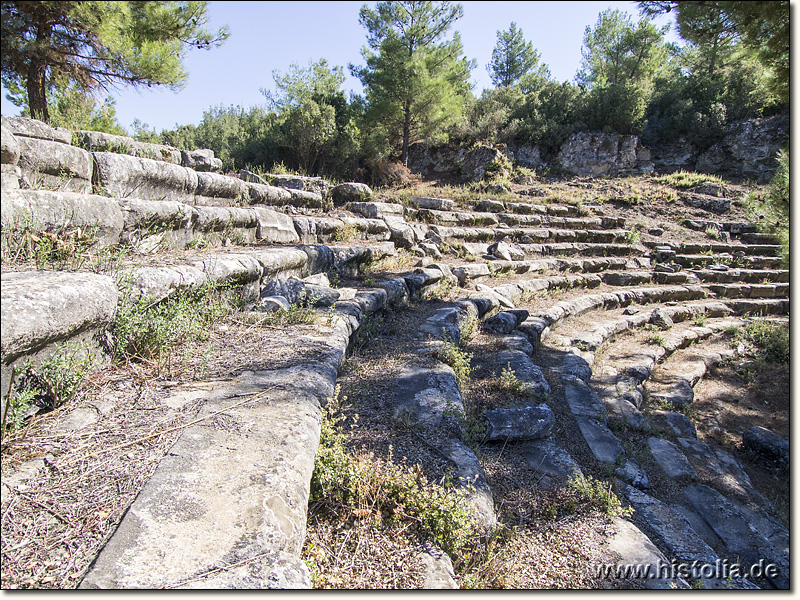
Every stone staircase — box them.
[0,116,789,589]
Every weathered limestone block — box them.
[118,198,195,233]
[1,189,124,248]
[1,163,21,190]
[743,426,789,469]
[292,217,346,244]
[347,201,404,219]
[410,196,455,211]
[1,270,118,363]
[1,123,21,165]
[249,207,300,244]
[16,136,93,193]
[249,248,308,280]
[1,271,118,417]
[329,182,373,205]
[181,149,222,172]
[268,173,331,198]
[191,207,258,246]
[1,115,72,144]
[288,189,325,209]
[194,172,249,206]
[117,198,196,251]
[121,265,208,305]
[245,181,293,206]
[79,365,332,589]
[648,437,696,481]
[93,152,198,203]
[393,364,464,431]
[75,130,181,164]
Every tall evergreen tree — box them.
[1,1,228,123]
[638,1,789,101]
[351,1,474,166]
[487,22,545,88]
[576,8,671,89]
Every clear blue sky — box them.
[0,1,679,133]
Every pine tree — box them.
[1,1,228,124]
[350,1,474,166]
[487,22,543,88]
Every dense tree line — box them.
[2,1,788,183]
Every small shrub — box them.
[746,149,789,267]
[433,341,473,388]
[493,365,536,400]
[2,343,97,438]
[371,160,419,188]
[624,230,641,245]
[310,388,477,556]
[567,474,632,518]
[110,279,232,373]
[331,223,359,242]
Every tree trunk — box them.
[27,58,49,123]
[28,16,53,124]
[401,98,411,166]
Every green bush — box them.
[110,280,231,373]
[2,343,97,438]
[310,389,477,556]
[747,149,789,266]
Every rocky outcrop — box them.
[695,115,788,183]
[650,115,788,182]
[556,132,653,177]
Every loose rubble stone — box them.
[482,404,555,442]
[647,379,694,407]
[647,438,696,481]
[1,123,21,165]
[603,518,689,589]
[742,427,789,469]
[619,483,718,566]
[649,308,674,330]
[261,278,306,305]
[615,459,649,490]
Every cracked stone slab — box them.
[522,439,583,488]
[619,483,718,566]
[482,404,554,442]
[564,378,607,420]
[682,484,788,589]
[575,416,623,464]
[601,517,689,589]
[80,370,328,589]
[647,438,696,481]
[443,439,496,533]
[392,364,464,431]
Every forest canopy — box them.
[2,0,789,182]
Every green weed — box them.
[110,278,233,374]
[2,343,97,439]
[433,340,473,388]
[654,171,724,189]
[309,387,478,557]
[567,474,632,518]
